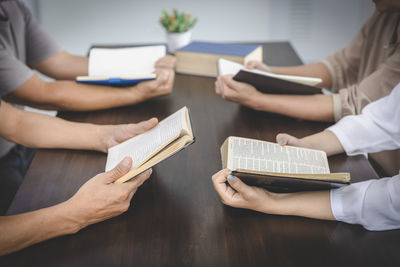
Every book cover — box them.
[177,41,260,57]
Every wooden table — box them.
[2,42,399,267]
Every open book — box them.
[218,58,323,95]
[76,45,166,85]
[106,107,195,184]
[221,136,350,192]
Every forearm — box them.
[265,190,334,221]
[8,76,144,111]
[251,93,334,122]
[1,102,107,152]
[300,130,345,156]
[0,202,80,256]
[43,81,144,111]
[33,51,89,80]
[270,62,332,89]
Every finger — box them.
[276,133,301,147]
[124,168,152,191]
[223,75,247,90]
[153,69,169,85]
[245,60,258,69]
[211,169,231,197]
[214,81,220,94]
[127,118,159,135]
[103,157,133,183]
[216,78,225,96]
[226,175,252,196]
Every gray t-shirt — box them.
[0,0,61,157]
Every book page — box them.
[218,58,244,76]
[105,107,188,172]
[227,136,329,174]
[89,45,166,77]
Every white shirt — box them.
[327,83,400,231]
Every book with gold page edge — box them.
[106,106,195,184]
[221,136,350,192]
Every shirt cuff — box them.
[330,189,344,221]
[326,123,368,158]
[321,59,337,91]
[330,180,374,225]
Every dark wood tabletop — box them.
[2,42,399,267]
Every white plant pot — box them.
[166,30,192,54]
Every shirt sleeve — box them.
[330,174,400,231]
[327,83,400,156]
[17,1,61,66]
[0,46,33,97]
[333,52,400,121]
[326,84,400,231]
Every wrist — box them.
[249,92,269,111]
[130,84,147,103]
[53,201,84,234]
[91,124,108,153]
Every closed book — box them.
[218,58,322,95]
[175,41,263,77]
[221,136,350,192]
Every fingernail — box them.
[227,175,236,182]
[149,168,153,174]
[279,139,285,145]
[122,157,131,167]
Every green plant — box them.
[159,9,197,33]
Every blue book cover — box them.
[177,41,259,57]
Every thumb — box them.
[104,157,132,183]
[227,174,252,196]
[276,133,301,147]
[128,118,158,135]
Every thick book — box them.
[76,45,166,85]
[175,41,263,77]
[221,136,350,192]
[218,58,323,95]
[106,107,195,184]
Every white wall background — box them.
[24,0,375,63]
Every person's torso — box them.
[356,11,400,83]
[0,0,28,63]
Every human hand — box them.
[212,169,276,213]
[135,68,175,101]
[245,60,271,72]
[215,74,262,108]
[154,55,176,69]
[99,118,159,152]
[64,157,152,230]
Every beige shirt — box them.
[322,11,400,122]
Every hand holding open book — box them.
[106,107,195,184]
[221,136,350,192]
[218,58,323,95]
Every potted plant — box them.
[160,9,197,53]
